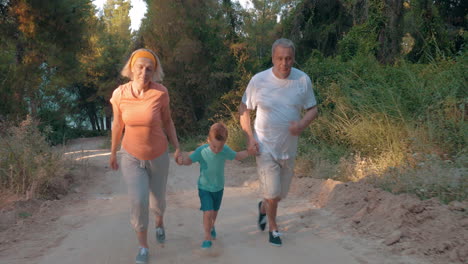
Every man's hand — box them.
[247,137,259,156]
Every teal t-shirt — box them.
[189,144,237,192]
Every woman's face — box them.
[132,57,155,86]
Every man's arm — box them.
[289,105,318,136]
[235,150,249,161]
[239,102,258,155]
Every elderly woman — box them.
[109,48,180,264]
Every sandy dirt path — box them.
[0,138,428,264]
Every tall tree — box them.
[139,0,238,134]
[69,0,132,131]
[0,0,93,121]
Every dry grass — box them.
[0,116,71,199]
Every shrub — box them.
[0,116,69,199]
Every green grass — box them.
[293,50,467,203]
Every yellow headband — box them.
[130,50,157,68]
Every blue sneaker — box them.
[201,240,212,249]
[155,226,165,243]
[211,227,216,239]
[269,230,282,246]
[135,247,149,264]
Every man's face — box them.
[272,46,294,79]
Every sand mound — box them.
[291,177,468,264]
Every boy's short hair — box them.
[209,123,228,142]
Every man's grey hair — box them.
[272,38,295,57]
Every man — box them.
[239,38,318,246]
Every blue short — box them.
[198,188,224,211]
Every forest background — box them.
[0,0,466,204]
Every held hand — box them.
[175,154,184,165]
[174,148,182,163]
[110,154,119,170]
[289,121,304,136]
[247,138,259,156]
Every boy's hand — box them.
[175,154,183,165]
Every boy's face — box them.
[208,137,225,154]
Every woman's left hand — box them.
[174,148,182,161]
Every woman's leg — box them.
[121,149,151,248]
[147,152,169,228]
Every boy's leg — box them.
[199,189,215,242]
[210,189,223,239]
[203,210,214,241]
[212,211,218,225]
[211,210,218,239]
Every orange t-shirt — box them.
[110,81,169,160]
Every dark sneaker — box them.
[135,247,149,264]
[269,230,282,246]
[155,227,165,243]
[201,240,212,249]
[211,227,217,239]
[258,201,267,231]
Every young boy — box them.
[176,123,249,249]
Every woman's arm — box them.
[110,103,124,170]
[162,104,181,159]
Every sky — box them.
[93,0,250,32]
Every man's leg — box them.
[264,197,281,232]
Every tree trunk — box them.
[377,0,404,64]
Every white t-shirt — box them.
[242,67,316,159]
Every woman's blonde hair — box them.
[120,48,165,82]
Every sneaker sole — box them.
[270,242,282,247]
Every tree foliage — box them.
[0,0,465,144]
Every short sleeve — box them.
[223,145,237,161]
[242,77,257,110]
[303,75,317,109]
[189,145,203,163]
[110,86,122,107]
[157,83,170,108]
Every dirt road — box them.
[0,138,428,264]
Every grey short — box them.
[256,152,295,199]
[120,148,169,232]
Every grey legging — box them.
[120,148,169,232]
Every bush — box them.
[296,50,467,203]
[0,116,69,199]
